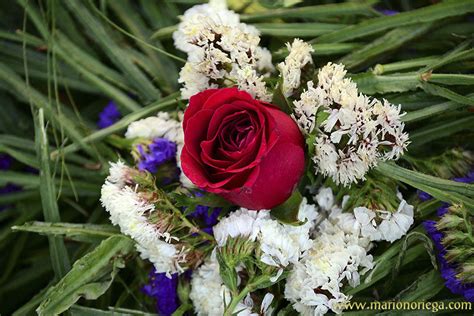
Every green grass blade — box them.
[240,1,378,21]
[12,222,119,243]
[340,23,432,70]
[36,235,135,315]
[35,108,71,279]
[51,93,179,157]
[254,22,348,37]
[64,0,160,101]
[316,0,474,43]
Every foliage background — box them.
[0,0,473,315]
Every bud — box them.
[436,214,464,231]
[445,247,474,263]
[457,260,474,283]
[441,231,470,247]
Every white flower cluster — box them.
[285,188,374,315]
[100,161,186,276]
[353,192,414,243]
[315,187,414,243]
[190,252,274,316]
[277,38,314,97]
[173,0,273,100]
[125,111,193,187]
[213,198,319,282]
[293,63,409,186]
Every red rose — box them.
[181,88,305,210]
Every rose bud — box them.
[181,88,305,210]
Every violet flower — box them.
[97,101,121,129]
[137,138,177,174]
[187,191,222,235]
[142,269,179,315]
[422,169,474,301]
[0,154,21,211]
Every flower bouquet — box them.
[1,0,473,315]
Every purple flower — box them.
[0,154,13,170]
[142,269,179,316]
[137,138,177,174]
[374,6,399,16]
[0,154,21,211]
[423,169,474,302]
[417,190,432,202]
[97,101,121,129]
[187,191,222,235]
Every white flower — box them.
[213,208,270,246]
[285,214,373,315]
[125,112,182,141]
[233,65,272,102]
[190,252,273,316]
[354,197,414,243]
[293,62,409,186]
[173,1,271,100]
[214,199,319,282]
[277,39,314,97]
[100,162,184,275]
[292,81,326,133]
[190,253,231,316]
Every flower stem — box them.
[223,275,270,316]
[165,199,215,242]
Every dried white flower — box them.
[173,1,271,100]
[100,161,184,275]
[285,196,373,315]
[293,63,409,186]
[277,39,314,97]
[354,195,414,243]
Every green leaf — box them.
[35,109,71,279]
[240,1,378,21]
[340,23,433,70]
[12,222,119,243]
[63,0,161,101]
[271,190,303,224]
[395,269,445,301]
[403,94,473,123]
[317,0,474,43]
[50,92,179,157]
[410,116,474,149]
[36,235,135,316]
[376,162,474,209]
[70,305,158,316]
[351,72,419,94]
[254,22,347,37]
[420,82,474,106]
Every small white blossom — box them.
[293,63,409,186]
[100,162,184,275]
[213,199,319,282]
[173,1,271,100]
[285,200,373,315]
[190,253,231,316]
[277,39,314,97]
[213,208,270,246]
[190,252,273,316]
[125,112,182,141]
[354,196,414,243]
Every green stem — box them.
[223,275,270,316]
[165,200,215,243]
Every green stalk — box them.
[223,275,271,316]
